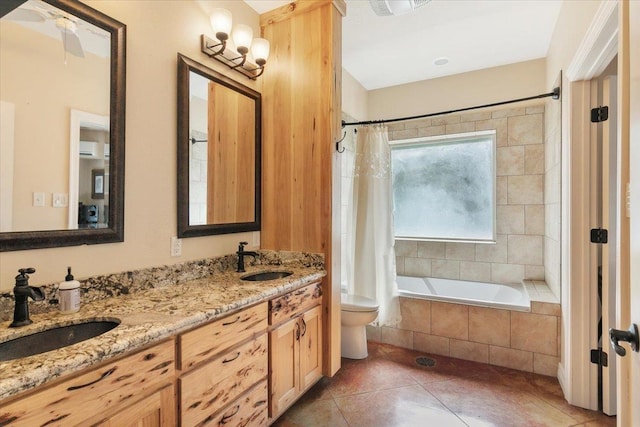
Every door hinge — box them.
[590,348,608,366]
[590,228,608,244]
[591,106,609,123]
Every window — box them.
[391,130,496,243]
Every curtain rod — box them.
[341,87,560,128]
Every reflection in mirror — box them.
[0,0,125,251]
[177,54,261,237]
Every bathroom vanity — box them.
[0,260,325,426]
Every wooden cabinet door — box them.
[96,384,176,427]
[299,305,322,391]
[269,316,299,418]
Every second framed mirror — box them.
[177,54,261,237]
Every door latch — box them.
[609,324,639,356]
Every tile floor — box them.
[272,342,616,427]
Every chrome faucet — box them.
[9,268,45,328]
[236,241,258,273]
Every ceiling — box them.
[244,0,563,90]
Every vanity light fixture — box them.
[201,9,269,80]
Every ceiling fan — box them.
[4,1,94,58]
[369,0,432,16]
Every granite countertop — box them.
[0,263,325,401]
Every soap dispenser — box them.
[59,267,81,313]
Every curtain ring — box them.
[335,131,347,153]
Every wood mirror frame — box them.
[0,0,126,252]
[177,54,261,237]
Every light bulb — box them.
[232,24,253,55]
[251,38,270,66]
[210,8,232,41]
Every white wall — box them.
[342,68,368,121]
[0,0,262,290]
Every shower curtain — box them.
[345,125,401,327]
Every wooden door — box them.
[96,384,176,427]
[299,305,322,391]
[619,1,640,424]
[269,317,299,418]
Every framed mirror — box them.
[0,0,125,251]
[177,54,261,237]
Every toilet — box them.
[340,293,379,359]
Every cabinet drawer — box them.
[269,282,322,325]
[179,302,267,370]
[180,334,268,427]
[0,339,175,426]
[203,380,268,427]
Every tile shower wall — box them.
[390,105,546,284]
[367,294,561,376]
[189,130,208,225]
[544,76,562,299]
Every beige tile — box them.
[476,118,507,146]
[418,241,446,258]
[404,118,432,129]
[489,346,533,372]
[432,115,461,126]
[497,146,525,176]
[531,301,561,317]
[432,260,460,280]
[395,240,418,257]
[533,353,560,376]
[496,176,508,205]
[396,257,405,275]
[497,205,525,234]
[508,114,543,146]
[476,234,508,263]
[508,175,544,204]
[491,263,524,284]
[450,339,489,364]
[461,111,492,122]
[404,257,431,277]
[524,144,545,174]
[525,265,545,281]
[399,298,431,334]
[431,302,469,340]
[469,306,510,347]
[492,107,526,119]
[446,122,475,134]
[418,125,446,137]
[526,105,545,115]
[459,261,491,282]
[445,243,476,261]
[414,332,450,356]
[525,205,545,235]
[366,324,381,342]
[380,327,413,350]
[508,235,543,265]
[511,311,558,355]
[387,122,405,132]
[391,128,418,140]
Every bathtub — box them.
[396,275,530,312]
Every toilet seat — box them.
[341,294,379,312]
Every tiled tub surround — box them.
[0,251,325,400]
[367,280,560,376]
[391,105,547,286]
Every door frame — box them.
[560,0,619,410]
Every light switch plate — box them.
[33,192,45,207]
[53,193,68,208]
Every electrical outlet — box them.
[171,236,182,257]
[252,231,260,248]
[33,192,45,207]
[626,182,631,218]
[52,193,68,208]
